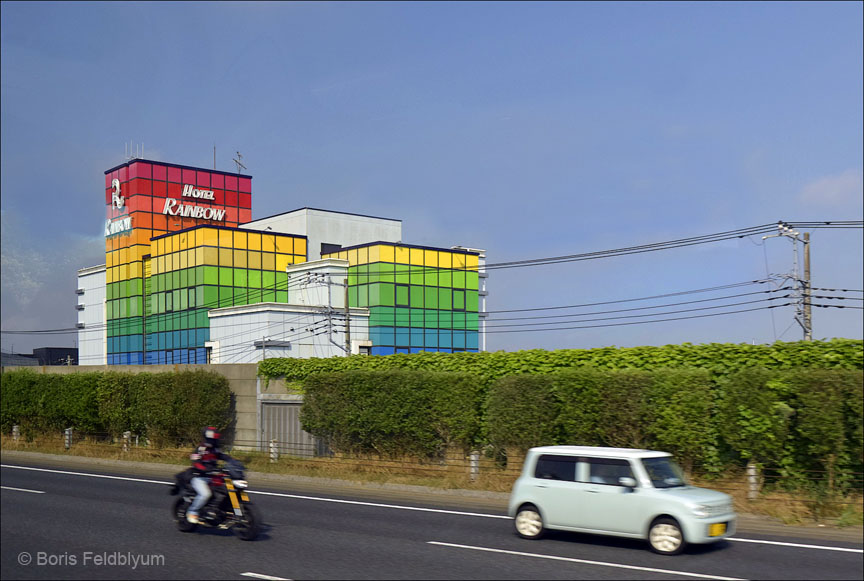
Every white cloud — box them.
[797,168,864,209]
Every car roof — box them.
[527,446,672,459]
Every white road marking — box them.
[250,489,511,519]
[0,485,45,494]
[728,537,863,553]
[2,464,860,554]
[428,541,748,581]
[241,572,292,581]
[1,464,169,485]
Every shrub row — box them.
[300,367,863,487]
[0,369,233,447]
[259,339,863,386]
[301,370,481,458]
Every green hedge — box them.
[300,370,482,457]
[486,368,715,473]
[259,339,863,385]
[1,369,233,446]
[299,366,862,489]
[484,367,863,483]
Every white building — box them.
[206,259,371,363]
[242,207,402,260]
[76,264,107,365]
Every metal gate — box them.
[261,401,326,458]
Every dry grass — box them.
[3,435,861,525]
[691,472,863,526]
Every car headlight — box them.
[692,504,711,518]
[233,480,248,489]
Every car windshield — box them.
[641,456,687,488]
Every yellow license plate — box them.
[708,523,726,537]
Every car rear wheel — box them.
[514,505,545,539]
[648,517,685,555]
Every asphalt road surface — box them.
[1,456,861,580]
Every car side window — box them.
[534,455,577,481]
[587,458,634,486]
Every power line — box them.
[5,221,861,337]
[485,295,790,329]
[486,279,774,314]
[484,303,792,333]
[486,287,793,322]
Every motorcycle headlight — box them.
[233,480,248,489]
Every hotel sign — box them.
[105,216,132,236]
[105,179,131,236]
[161,184,226,220]
[111,178,124,209]
[181,184,215,200]
[162,199,226,221]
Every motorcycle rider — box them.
[187,426,231,524]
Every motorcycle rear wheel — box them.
[173,498,198,532]
[234,502,260,541]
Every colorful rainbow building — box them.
[77,158,487,364]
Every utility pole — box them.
[344,278,351,354]
[763,221,812,341]
[803,232,812,341]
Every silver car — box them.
[507,446,736,555]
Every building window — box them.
[395,284,409,307]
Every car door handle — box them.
[535,485,548,488]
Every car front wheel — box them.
[514,505,545,539]
[648,517,685,555]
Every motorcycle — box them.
[170,458,260,541]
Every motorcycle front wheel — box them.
[173,498,198,532]
[234,502,260,541]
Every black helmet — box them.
[202,426,221,448]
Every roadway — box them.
[1,452,861,580]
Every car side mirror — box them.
[619,477,637,490]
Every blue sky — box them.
[1,1,862,354]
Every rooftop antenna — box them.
[233,151,247,174]
[125,140,142,161]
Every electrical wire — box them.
[4,221,861,339]
[484,303,793,333]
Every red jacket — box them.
[190,443,230,477]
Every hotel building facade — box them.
[77,158,486,364]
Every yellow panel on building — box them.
[234,230,248,250]
[201,227,218,247]
[218,229,232,248]
[261,234,275,253]
[234,249,248,268]
[275,254,290,272]
[275,236,292,255]
[248,231,261,251]
[438,251,452,269]
[248,251,261,269]
[294,237,306,258]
